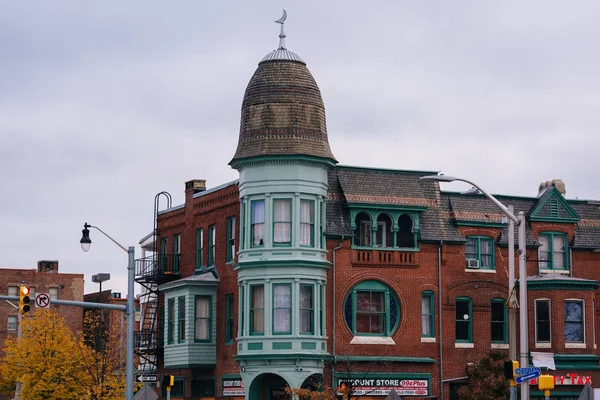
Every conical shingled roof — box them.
[230,50,337,167]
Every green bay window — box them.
[196,228,204,270]
[491,298,507,343]
[465,236,494,269]
[208,224,215,266]
[250,285,264,335]
[194,296,211,342]
[421,291,434,338]
[167,298,174,344]
[226,217,236,263]
[455,297,472,342]
[225,294,234,344]
[300,284,314,334]
[273,284,291,334]
[538,232,568,271]
[273,199,292,246]
[300,200,315,247]
[251,200,265,247]
[178,296,185,342]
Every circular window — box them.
[343,280,400,336]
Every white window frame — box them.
[8,286,18,297]
[7,316,17,331]
[535,298,551,348]
[49,287,59,300]
[564,298,586,347]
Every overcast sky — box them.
[2,1,599,296]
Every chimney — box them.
[185,179,206,203]
[37,260,59,273]
[537,179,566,197]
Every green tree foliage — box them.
[457,350,510,400]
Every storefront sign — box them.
[337,378,429,396]
[529,374,592,386]
[222,378,245,396]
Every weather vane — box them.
[275,9,287,50]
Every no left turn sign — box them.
[36,293,50,308]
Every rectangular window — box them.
[240,286,245,336]
[191,378,215,397]
[358,220,372,246]
[225,294,235,343]
[7,316,17,331]
[300,200,314,247]
[465,237,494,269]
[320,285,324,336]
[178,296,185,342]
[195,296,211,342]
[273,284,292,334]
[167,299,175,344]
[250,285,264,335]
[300,285,314,334]
[49,287,58,300]
[196,228,204,269]
[421,291,434,337]
[173,234,181,273]
[241,203,246,250]
[8,286,18,296]
[356,291,385,334]
[565,300,584,343]
[538,233,568,270]
[226,217,236,262]
[455,298,472,342]
[535,299,551,343]
[273,199,292,245]
[375,221,389,247]
[491,299,507,343]
[160,237,168,273]
[171,378,184,397]
[251,200,265,247]
[208,225,215,266]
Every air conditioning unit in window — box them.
[466,259,480,269]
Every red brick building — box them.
[133,16,600,400]
[0,260,84,350]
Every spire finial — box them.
[274,9,287,50]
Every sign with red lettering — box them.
[529,374,592,386]
[337,378,429,396]
[222,379,244,397]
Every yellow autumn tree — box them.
[0,309,91,400]
[80,310,128,399]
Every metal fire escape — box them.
[135,191,180,373]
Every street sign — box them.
[136,374,158,383]
[515,367,541,375]
[35,293,50,308]
[516,371,541,384]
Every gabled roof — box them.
[529,186,580,223]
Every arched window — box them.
[376,213,393,247]
[397,214,415,248]
[354,212,371,246]
[343,280,400,336]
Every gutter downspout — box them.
[438,240,444,400]
[331,235,345,389]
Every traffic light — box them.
[163,374,174,388]
[19,286,31,315]
[503,360,519,379]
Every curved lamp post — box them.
[80,223,135,400]
[421,175,529,400]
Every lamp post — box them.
[421,175,529,400]
[81,223,135,400]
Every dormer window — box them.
[352,210,419,249]
[538,232,568,271]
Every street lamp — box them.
[421,174,529,400]
[80,222,135,400]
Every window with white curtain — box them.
[300,285,314,334]
[195,296,210,341]
[273,284,291,334]
[251,200,265,246]
[273,200,291,245]
[251,286,264,334]
[300,200,314,247]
